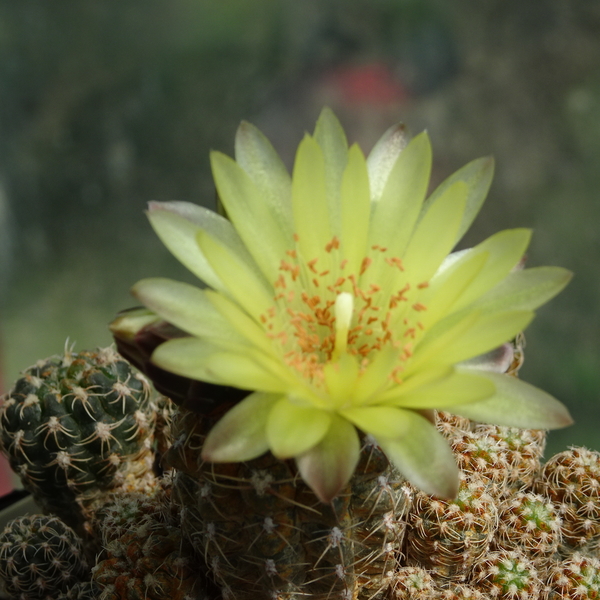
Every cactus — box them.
[535,447,600,551]
[166,409,412,600]
[0,345,157,531]
[405,473,497,581]
[92,507,214,600]
[0,514,88,600]
[544,553,600,600]
[493,492,562,564]
[471,550,542,600]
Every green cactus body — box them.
[0,515,88,600]
[544,553,600,600]
[473,426,546,493]
[405,474,497,582]
[494,492,561,564]
[389,566,436,599]
[167,409,412,600]
[472,550,541,600]
[92,521,210,600]
[535,447,600,549]
[0,347,157,529]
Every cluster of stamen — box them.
[259,235,430,386]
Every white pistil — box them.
[332,292,354,359]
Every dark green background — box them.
[2,0,599,457]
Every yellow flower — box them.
[132,108,572,502]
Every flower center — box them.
[259,236,430,388]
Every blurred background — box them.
[0,0,599,488]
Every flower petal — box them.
[291,134,333,264]
[446,371,573,429]
[420,249,489,328]
[444,228,532,312]
[382,370,495,409]
[151,337,231,385]
[201,392,280,462]
[368,132,432,258]
[234,120,294,235]
[147,201,250,293]
[204,289,279,358]
[376,412,460,498]
[367,122,409,202]
[423,156,495,246]
[471,266,573,314]
[296,415,360,503]
[152,337,289,392]
[205,351,294,393]
[401,180,467,283]
[341,405,413,438]
[211,151,291,280]
[196,228,273,321]
[266,398,332,458]
[323,353,360,405]
[132,278,246,347]
[340,144,371,276]
[353,346,401,403]
[314,107,348,236]
[459,343,515,373]
[421,310,534,365]
[377,365,453,401]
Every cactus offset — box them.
[0,346,157,530]
[535,447,600,551]
[405,473,497,581]
[0,515,88,600]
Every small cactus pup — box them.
[535,446,600,553]
[405,473,498,581]
[544,553,600,599]
[0,345,157,532]
[471,549,542,600]
[91,480,215,600]
[116,108,573,599]
[0,514,88,600]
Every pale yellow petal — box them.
[340,144,371,276]
[367,122,409,202]
[368,132,432,258]
[446,228,532,312]
[196,229,273,322]
[422,310,534,365]
[211,151,291,280]
[419,251,489,328]
[382,370,495,409]
[423,156,494,246]
[402,180,467,283]
[341,405,413,439]
[204,289,279,357]
[206,351,294,393]
[376,415,459,498]
[291,134,333,265]
[132,278,246,347]
[201,392,280,462]
[266,398,332,458]
[234,120,294,237]
[314,107,348,236]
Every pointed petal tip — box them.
[312,479,346,505]
[438,472,460,501]
[147,200,165,212]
